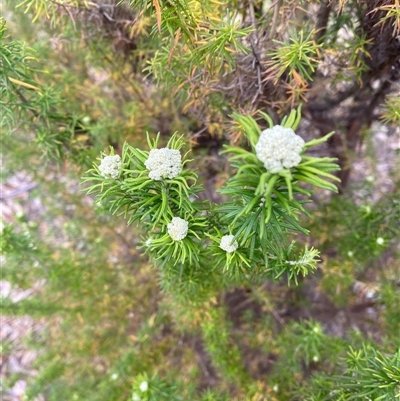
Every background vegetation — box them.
[1,0,399,400]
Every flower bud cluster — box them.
[219,235,238,253]
[167,217,189,241]
[145,148,182,180]
[98,155,122,179]
[255,125,304,173]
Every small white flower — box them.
[145,238,152,247]
[313,355,319,362]
[347,251,354,257]
[167,217,189,241]
[220,235,238,253]
[145,148,182,180]
[376,237,384,245]
[82,116,91,124]
[98,155,122,179]
[273,384,279,392]
[255,125,304,173]
[132,393,140,401]
[139,381,148,392]
[111,373,118,380]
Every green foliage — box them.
[130,372,182,401]
[269,319,330,394]
[198,390,229,401]
[346,32,372,82]
[310,191,400,264]
[0,18,58,130]
[225,107,339,217]
[16,0,70,23]
[267,29,321,83]
[287,320,326,367]
[0,17,98,165]
[201,307,249,384]
[372,0,400,37]
[335,346,400,400]
[122,0,253,117]
[2,1,400,401]
[0,221,36,256]
[381,94,400,125]
[296,346,400,401]
[82,107,339,288]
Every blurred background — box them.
[1,1,399,400]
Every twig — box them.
[271,309,285,325]
[315,0,332,43]
[267,0,281,39]
[248,0,257,32]
[0,183,37,200]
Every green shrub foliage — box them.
[2,1,399,400]
[83,108,338,289]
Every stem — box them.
[268,0,281,40]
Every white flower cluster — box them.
[220,235,238,253]
[98,155,122,179]
[132,380,149,400]
[167,217,189,241]
[144,148,182,180]
[255,125,305,173]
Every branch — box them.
[267,0,281,40]
[315,0,332,43]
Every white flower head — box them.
[132,393,140,401]
[98,155,122,179]
[255,125,305,173]
[145,148,182,180]
[139,381,148,392]
[167,217,189,241]
[376,237,384,245]
[111,373,118,380]
[220,235,238,253]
